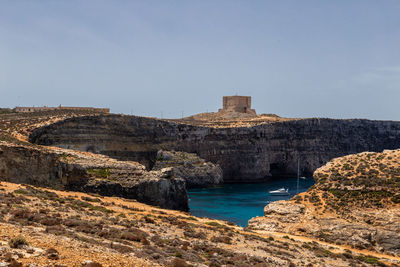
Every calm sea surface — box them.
[187,177,315,227]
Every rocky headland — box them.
[249,149,400,257]
[30,114,400,181]
[0,141,188,211]
[0,111,189,210]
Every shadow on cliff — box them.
[29,114,400,183]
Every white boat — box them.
[268,188,289,196]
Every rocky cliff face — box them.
[30,115,400,181]
[152,150,223,188]
[0,141,188,211]
[248,149,400,255]
[0,142,66,188]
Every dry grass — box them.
[0,181,395,266]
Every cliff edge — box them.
[249,149,400,255]
[0,111,189,211]
[30,114,400,181]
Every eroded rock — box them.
[0,142,188,211]
[152,150,223,188]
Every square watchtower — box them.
[219,95,256,114]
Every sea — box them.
[187,177,315,227]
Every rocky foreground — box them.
[249,149,400,262]
[0,181,399,266]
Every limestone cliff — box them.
[152,150,223,188]
[0,141,188,210]
[30,115,400,181]
[248,149,400,255]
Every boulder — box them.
[263,201,305,223]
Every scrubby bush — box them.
[9,236,28,248]
[391,194,400,204]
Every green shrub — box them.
[9,236,29,248]
[391,194,400,204]
[205,221,223,228]
[87,168,111,179]
[13,189,30,195]
[174,252,183,258]
[356,255,379,264]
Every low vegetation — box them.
[9,236,29,248]
[0,181,390,266]
[87,168,112,179]
[312,150,400,211]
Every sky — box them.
[0,1,399,120]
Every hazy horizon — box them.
[1,1,399,120]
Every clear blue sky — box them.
[1,1,399,120]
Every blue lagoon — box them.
[187,177,315,227]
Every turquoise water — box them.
[187,177,315,227]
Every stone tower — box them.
[218,95,256,114]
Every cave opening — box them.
[269,162,290,177]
